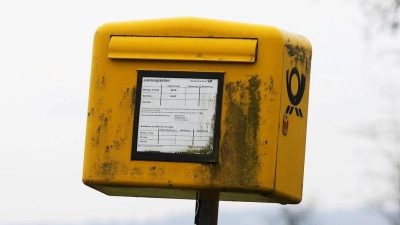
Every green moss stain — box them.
[177,137,214,154]
[131,167,143,176]
[98,160,128,181]
[131,86,136,111]
[94,75,106,91]
[210,75,261,188]
[99,161,118,181]
[88,108,95,117]
[101,86,136,154]
[148,166,166,180]
[119,86,136,111]
[247,76,261,142]
[94,85,137,181]
[285,42,312,74]
[264,75,277,102]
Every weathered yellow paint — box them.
[83,17,312,204]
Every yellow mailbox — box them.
[83,17,312,204]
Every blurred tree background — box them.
[358,0,400,224]
[361,0,400,36]
[269,205,314,225]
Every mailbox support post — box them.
[194,190,220,225]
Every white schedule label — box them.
[137,77,219,154]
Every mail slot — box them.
[83,17,312,204]
[108,36,258,62]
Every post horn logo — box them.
[285,67,306,118]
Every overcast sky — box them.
[0,0,395,224]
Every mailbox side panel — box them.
[274,31,312,203]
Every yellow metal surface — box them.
[83,17,312,204]
[108,36,257,62]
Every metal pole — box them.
[194,190,220,225]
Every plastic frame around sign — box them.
[131,70,224,163]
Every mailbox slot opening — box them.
[109,36,258,62]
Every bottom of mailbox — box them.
[86,184,301,204]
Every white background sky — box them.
[0,0,396,224]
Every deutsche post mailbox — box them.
[83,17,312,204]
